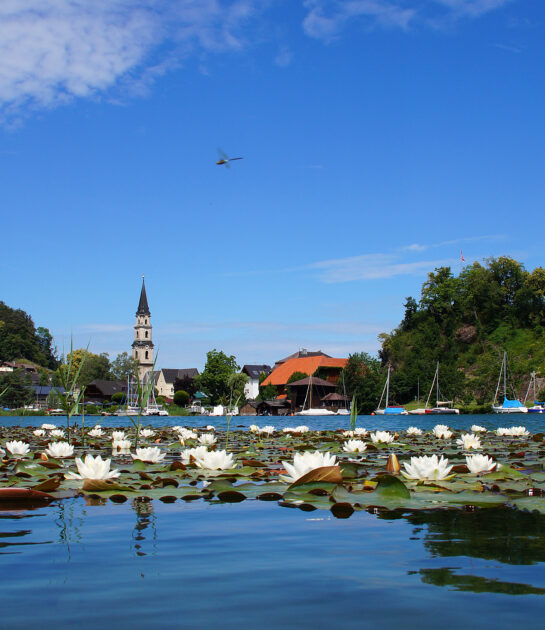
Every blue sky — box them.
[1,0,543,370]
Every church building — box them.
[132,276,154,383]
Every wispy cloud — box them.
[0,0,259,122]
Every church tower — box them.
[132,275,154,383]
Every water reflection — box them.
[131,498,157,557]
[416,568,545,595]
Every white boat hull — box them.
[295,408,336,416]
[492,406,528,413]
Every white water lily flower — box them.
[249,425,260,433]
[260,425,275,435]
[140,429,155,439]
[432,424,453,439]
[471,425,486,433]
[342,440,367,453]
[370,431,395,444]
[88,427,104,438]
[180,445,209,464]
[283,427,295,434]
[280,451,337,484]
[456,433,482,450]
[194,449,236,470]
[176,428,198,441]
[33,429,46,437]
[111,431,127,441]
[354,428,368,436]
[41,423,56,430]
[65,454,120,480]
[466,454,497,474]
[206,425,216,431]
[198,433,217,446]
[294,425,310,433]
[131,447,166,464]
[45,441,74,458]
[5,441,30,457]
[406,427,422,436]
[49,429,65,439]
[112,439,132,452]
[342,430,355,438]
[402,454,453,481]
[509,426,530,437]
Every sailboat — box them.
[524,372,545,413]
[409,362,459,415]
[375,366,408,415]
[294,374,336,416]
[115,376,139,416]
[336,372,350,416]
[492,351,527,414]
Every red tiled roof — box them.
[262,356,348,386]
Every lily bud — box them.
[386,453,400,474]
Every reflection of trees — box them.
[54,499,84,560]
[417,568,545,595]
[131,498,157,557]
[402,507,545,565]
[0,511,50,553]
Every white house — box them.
[154,368,199,400]
[242,364,271,400]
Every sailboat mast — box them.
[503,351,507,400]
[385,366,390,408]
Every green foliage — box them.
[173,390,190,406]
[0,301,58,369]
[86,404,99,415]
[45,388,61,408]
[174,374,197,396]
[193,349,240,405]
[111,392,125,404]
[341,353,382,414]
[0,369,34,408]
[259,383,278,401]
[61,349,111,387]
[110,352,139,382]
[380,257,545,405]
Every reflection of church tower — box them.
[132,276,154,382]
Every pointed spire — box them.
[136,275,150,316]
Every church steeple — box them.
[137,276,150,316]
[132,275,154,382]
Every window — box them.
[145,351,149,359]
[145,331,148,338]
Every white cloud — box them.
[0,0,259,120]
[432,0,513,18]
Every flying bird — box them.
[216,148,243,168]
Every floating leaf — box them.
[289,465,343,489]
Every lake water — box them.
[1,414,544,628]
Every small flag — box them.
[460,250,466,263]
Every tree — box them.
[0,369,34,408]
[46,388,61,408]
[63,350,111,387]
[193,349,240,405]
[110,352,139,382]
[341,353,383,414]
[259,383,278,401]
[227,372,248,404]
[111,392,125,404]
[173,390,190,406]
[174,375,197,396]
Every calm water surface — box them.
[1,414,544,628]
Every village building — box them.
[261,353,348,399]
[154,368,199,401]
[241,364,271,400]
[85,379,127,404]
[132,276,154,383]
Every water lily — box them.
[65,454,120,480]
[342,439,367,453]
[259,425,275,435]
[112,439,132,453]
[180,445,209,464]
[294,425,310,433]
[249,425,260,433]
[206,425,216,431]
[198,433,217,446]
[5,441,30,457]
[140,429,155,439]
[353,427,368,436]
[111,431,127,441]
[406,427,422,436]
[177,428,197,441]
[283,427,295,434]
[342,430,355,437]
[131,447,166,464]
[402,454,453,481]
[432,424,453,439]
[41,423,56,430]
[88,427,104,438]
[49,429,65,439]
[370,431,395,444]
[509,426,529,437]
[33,429,46,437]
[194,449,236,470]
[456,433,482,450]
[280,451,337,484]
[45,441,74,458]
[471,425,486,433]
[466,454,497,474]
